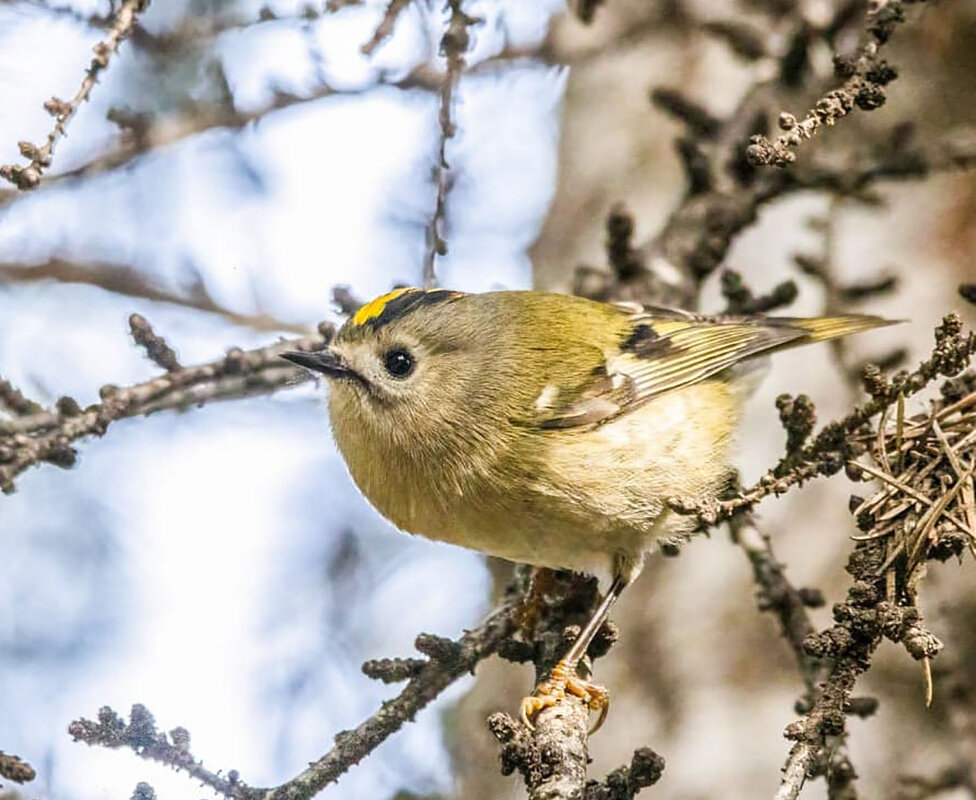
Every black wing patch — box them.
[534,307,890,430]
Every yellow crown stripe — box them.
[351,288,419,327]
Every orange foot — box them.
[519,658,610,734]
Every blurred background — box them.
[0,1,974,799]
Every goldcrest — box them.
[282,287,890,729]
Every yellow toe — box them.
[518,659,611,733]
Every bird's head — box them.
[281,288,508,454]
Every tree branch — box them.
[0,258,311,335]
[575,0,975,310]
[70,589,522,800]
[672,314,976,528]
[0,749,36,785]
[0,322,333,493]
[361,0,413,56]
[732,517,824,693]
[422,0,477,288]
[0,52,527,209]
[747,0,923,167]
[1,0,148,189]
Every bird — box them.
[281,287,892,731]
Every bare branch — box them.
[423,1,477,289]
[361,0,413,56]
[574,0,974,311]
[0,750,36,784]
[0,324,334,493]
[69,705,249,799]
[732,517,824,692]
[0,378,43,417]
[0,81,351,204]
[1,0,149,189]
[772,538,920,800]
[265,595,517,800]
[583,748,666,799]
[488,569,643,798]
[71,591,521,800]
[720,269,798,315]
[578,122,976,309]
[128,314,181,372]
[672,314,976,528]
[0,56,506,209]
[747,0,922,167]
[0,258,311,334]
[732,368,976,800]
[734,515,869,799]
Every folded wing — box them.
[535,309,894,430]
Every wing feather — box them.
[534,307,893,430]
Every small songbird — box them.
[282,287,891,730]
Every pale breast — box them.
[331,378,741,579]
[527,380,741,564]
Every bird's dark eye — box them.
[383,348,414,378]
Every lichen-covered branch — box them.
[264,595,517,800]
[490,710,664,800]
[488,572,602,799]
[732,517,824,693]
[730,350,976,800]
[486,570,662,800]
[775,536,942,800]
[69,705,247,799]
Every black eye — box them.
[383,348,414,378]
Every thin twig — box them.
[266,596,517,800]
[0,325,333,493]
[0,258,311,334]
[732,517,823,691]
[1,0,149,189]
[747,0,923,167]
[361,0,413,55]
[0,378,43,416]
[422,0,476,289]
[128,314,181,372]
[0,58,500,209]
[0,750,36,784]
[71,593,521,800]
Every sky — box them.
[0,1,567,797]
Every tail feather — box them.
[723,314,897,402]
[772,314,899,349]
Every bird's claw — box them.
[519,659,610,734]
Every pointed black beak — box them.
[280,349,352,378]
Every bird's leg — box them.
[519,574,629,734]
